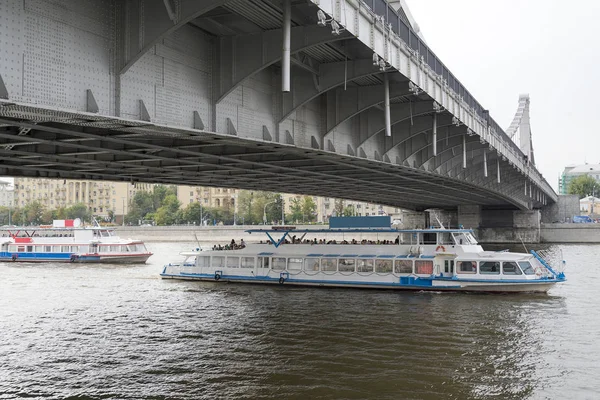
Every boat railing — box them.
[531,249,566,279]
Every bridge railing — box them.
[358,0,555,200]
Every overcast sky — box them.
[405,0,600,190]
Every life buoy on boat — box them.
[436,245,446,253]
[11,254,17,261]
[278,277,285,285]
[214,273,221,281]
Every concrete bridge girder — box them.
[348,100,434,151]
[324,83,413,137]
[445,148,531,205]
[281,58,383,124]
[120,0,230,74]
[392,129,532,209]
[217,26,351,103]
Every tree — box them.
[301,196,317,222]
[266,194,283,224]
[152,185,177,210]
[184,202,204,225]
[24,201,45,225]
[154,194,181,225]
[343,205,356,217]
[289,196,303,223]
[568,175,600,199]
[333,199,345,217]
[66,203,91,222]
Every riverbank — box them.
[112,223,600,244]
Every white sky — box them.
[405,0,600,190]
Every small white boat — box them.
[161,217,566,293]
[0,219,153,264]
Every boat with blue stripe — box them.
[161,216,566,293]
[1,219,152,264]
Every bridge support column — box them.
[458,205,481,229]
[477,210,540,244]
[384,73,391,137]
[282,0,291,92]
[540,195,579,223]
[401,210,426,229]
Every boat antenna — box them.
[518,233,528,253]
[194,232,201,251]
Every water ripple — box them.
[0,243,598,399]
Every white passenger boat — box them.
[161,217,566,293]
[0,219,152,264]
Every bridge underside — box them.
[1,103,521,211]
[0,0,555,211]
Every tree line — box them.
[0,185,327,226]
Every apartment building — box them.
[177,185,239,209]
[0,180,14,207]
[12,178,153,218]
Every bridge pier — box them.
[541,195,579,223]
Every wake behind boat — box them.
[0,219,152,264]
[161,216,566,293]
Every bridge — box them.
[0,0,556,213]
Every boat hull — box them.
[76,254,153,264]
[160,270,561,293]
[0,252,152,264]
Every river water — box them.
[0,242,599,400]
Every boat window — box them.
[226,256,239,268]
[518,261,536,275]
[502,261,522,275]
[479,261,500,275]
[457,261,477,274]
[288,258,303,271]
[357,259,373,273]
[241,257,255,268]
[197,256,210,268]
[375,259,393,273]
[44,246,52,252]
[18,246,25,252]
[422,233,437,245]
[321,258,337,272]
[439,232,453,245]
[70,246,78,252]
[261,257,270,269]
[444,260,455,273]
[272,257,286,271]
[212,256,225,268]
[395,259,413,274]
[339,258,355,272]
[304,258,320,271]
[415,260,433,274]
[35,246,43,252]
[110,246,119,252]
[61,246,69,252]
[121,246,128,252]
[26,246,33,252]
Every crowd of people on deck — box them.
[212,239,246,251]
[211,235,402,250]
[258,235,401,245]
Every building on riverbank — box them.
[559,164,600,194]
[12,178,153,219]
